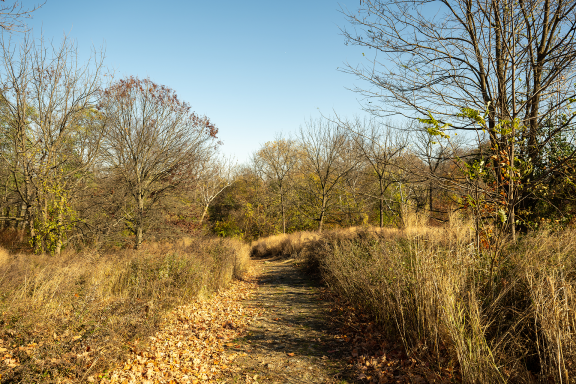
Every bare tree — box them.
[101,77,217,249]
[344,118,408,227]
[412,128,459,217]
[253,135,299,233]
[196,153,235,225]
[299,118,358,231]
[0,35,106,254]
[0,1,44,33]
[342,0,576,238]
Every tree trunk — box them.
[474,181,480,254]
[510,208,516,241]
[54,238,62,256]
[379,178,384,228]
[27,218,34,240]
[318,195,327,232]
[18,202,27,241]
[199,204,209,224]
[280,184,286,234]
[136,226,143,250]
[135,194,144,249]
[27,206,35,247]
[429,182,433,212]
[54,198,64,256]
[40,199,48,253]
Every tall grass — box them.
[257,225,576,383]
[250,230,321,259]
[0,236,250,383]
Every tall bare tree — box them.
[344,118,408,227]
[196,153,235,225]
[101,77,217,249]
[342,0,576,238]
[412,128,460,217]
[299,118,357,231]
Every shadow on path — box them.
[217,257,359,384]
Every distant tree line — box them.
[209,118,452,240]
[207,0,576,242]
[209,109,576,242]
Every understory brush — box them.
[258,225,576,383]
[0,236,250,383]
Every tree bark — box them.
[54,199,64,256]
[379,178,385,228]
[135,193,144,249]
[199,204,209,225]
[429,182,433,213]
[318,194,327,231]
[280,184,286,234]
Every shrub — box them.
[0,236,249,383]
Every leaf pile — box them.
[99,279,259,384]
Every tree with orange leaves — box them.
[100,77,218,249]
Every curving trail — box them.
[215,257,357,384]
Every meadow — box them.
[0,233,250,383]
[251,221,576,383]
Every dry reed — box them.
[256,224,576,383]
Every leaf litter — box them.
[95,258,459,384]
[98,277,260,384]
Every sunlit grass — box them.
[254,223,576,383]
[0,235,250,382]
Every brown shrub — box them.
[250,231,321,259]
[0,236,249,383]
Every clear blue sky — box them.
[27,0,370,162]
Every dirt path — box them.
[100,257,358,384]
[215,257,357,384]
[99,256,441,384]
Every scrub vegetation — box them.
[252,223,576,383]
[0,235,250,382]
[1,0,576,383]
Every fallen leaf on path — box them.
[104,277,259,384]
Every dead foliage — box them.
[103,278,258,384]
[0,236,250,383]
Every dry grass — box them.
[0,235,250,383]
[250,226,416,259]
[250,231,321,259]
[256,224,576,383]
